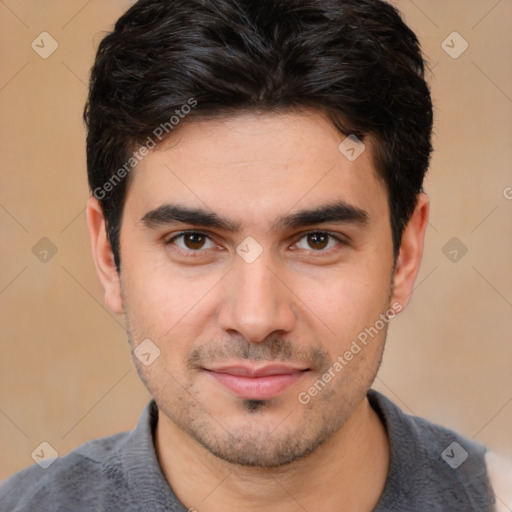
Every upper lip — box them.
[204,364,309,377]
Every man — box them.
[1,0,510,510]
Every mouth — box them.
[203,364,310,400]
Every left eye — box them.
[295,232,341,251]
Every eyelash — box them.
[165,230,347,258]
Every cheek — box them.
[123,251,217,321]
[303,262,392,333]
[295,268,392,379]
[121,261,225,368]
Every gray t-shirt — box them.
[0,390,496,511]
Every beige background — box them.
[1,0,511,480]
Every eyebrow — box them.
[139,200,369,232]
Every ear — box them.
[86,197,124,314]
[391,193,429,311]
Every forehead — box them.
[124,110,388,227]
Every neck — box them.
[155,397,390,512]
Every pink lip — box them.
[205,364,308,400]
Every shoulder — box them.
[369,391,497,510]
[0,431,133,512]
[485,451,512,512]
[370,390,489,462]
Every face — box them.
[96,111,406,467]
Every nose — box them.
[217,252,297,343]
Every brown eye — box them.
[168,231,216,253]
[295,232,342,252]
[307,233,329,250]
[183,233,206,250]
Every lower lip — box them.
[207,371,306,400]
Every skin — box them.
[87,110,430,511]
